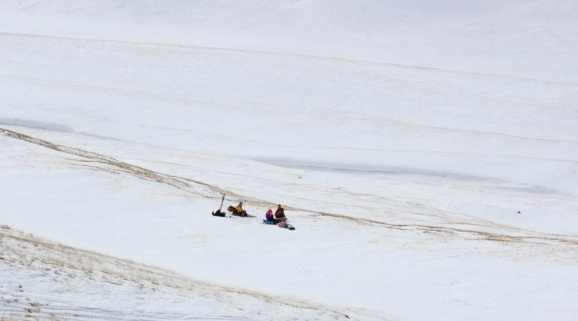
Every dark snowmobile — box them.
[211,195,227,217]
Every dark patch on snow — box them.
[256,158,563,196]
[0,118,73,133]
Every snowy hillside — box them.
[1,1,578,321]
[1,0,578,82]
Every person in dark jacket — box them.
[275,204,287,222]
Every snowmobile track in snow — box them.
[2,126,578,255]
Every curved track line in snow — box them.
[3,73,577,146]
[0,126,232,198]
[1,31,577,87]
[2,127,578,253]
[307,210,578,248]
[0,75,231,111]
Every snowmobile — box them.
[211,195,254,217]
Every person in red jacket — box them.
[275,204,287,222]
[264,208,278,224]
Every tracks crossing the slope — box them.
[2,126,578,253]
[0,126,234,199]
[2,31,578,87]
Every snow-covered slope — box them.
[1,0,577,82]
[1,1,577,321]
[1,28,577,196]
[1,225,350,321]
[2,125,577,321]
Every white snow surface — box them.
[1,1,578,320]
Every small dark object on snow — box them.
[211,194,226,217]
[212,210,226,217]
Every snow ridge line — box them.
[0,125,285,210]
[311,210,578,249]
[4,72,578,146]
[2,126,578,252]
[0,126,233,200]
[0,225,356,321]
[1,31,577,87]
